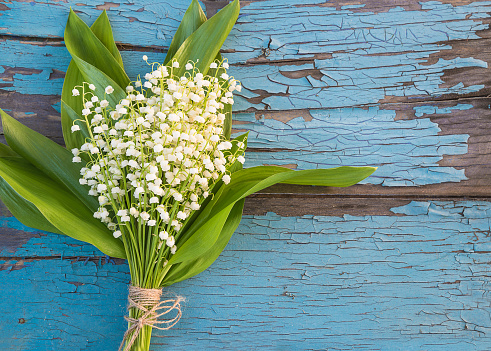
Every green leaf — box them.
[209,166,377,216]
[0,144,62,234]
[178,166,376,262]
[164,0,207,65]
[61,62,85,151]
[162,199,244,286]
[0,142,20,158]
[0,176,63,235]
[171,0,240,76]
[61,100,91,141]
[168,202,234,265]
[90,10,124,68]
[62,10,125,151]
[70,56,127,105]
[0,109,99,212]
[0,156,125,258]
[64,9,129,89]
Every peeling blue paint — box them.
[414,103,474,117]
[0,0,191,46]
[51,101,61,114]
[226,1,491,62]
[0,41,168,96]
[1,0,489,88]
[2,1,487,188]
[234,106,469,186]
[1,201,491,350]
[231,55,487,111]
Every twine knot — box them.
[119,285,183,351]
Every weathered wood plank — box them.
[1,1,491,64]
[2,0,491,112]
[1,0,491,191]
[1,200,490,350]
[3,0,491,108]
[1,195,490,259]
[2,36,491,191]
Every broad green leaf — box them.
[61,100,91,141]
[90,10,124,68]
[71,56,126,105]
[0,109,99,212]
[162,198,244,286]
[64,9,129,89]
[164,0,207,65]
[182,166,376,256]
[0,156,125,258]
[0,142,19,158]
[0,177,62,235]
[0,144,62,234]
[168,202,234,265]
[61,62,86,151]
[171,0,240,76]
[62,11,125,150]
[210,166,377,216]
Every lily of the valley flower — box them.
[71,59,245,264]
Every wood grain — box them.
[1,200,491,350]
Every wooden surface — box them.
[1,0,491,350]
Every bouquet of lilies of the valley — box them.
[0,0,375,350]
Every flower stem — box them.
[125,308,154,351]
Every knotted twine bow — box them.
[119,285,184,351]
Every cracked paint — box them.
[0,39,477,186]
[233,106,469,186]
[231,56,487,111]
[1,1,489,187]
[0,0,191,45]
[1,200,490,349]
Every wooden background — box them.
[1,0,491,350]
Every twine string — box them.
[119,285,183,351]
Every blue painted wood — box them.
[0,40,483,186]
[2,0,491,103]
[1,0,491,349]
[1,0,490,107]
[2,0,491,64]
[2,1,491,187]
[1,201,491,350]
[233,106,469,186]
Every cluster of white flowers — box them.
[71,58,245,258]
